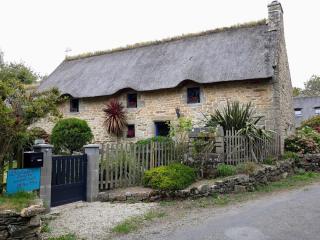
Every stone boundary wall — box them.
[98,154,320,202]
[0,203,45,240]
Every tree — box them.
[302,75,320,96]
[293,87,302,97]
[0,64,62,191]
[51,118,93,153]
[0,62,39,85]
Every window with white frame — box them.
[315,107,320,115]
[294,108,302,117]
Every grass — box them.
[47,234,77,240]
[111,210,166,234]
[0,191,37,211]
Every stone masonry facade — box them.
[34,80,278,144]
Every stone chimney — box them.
[268,1,284,31]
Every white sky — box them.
[0,0,319,88]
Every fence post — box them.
[215,125,224,159]
[84,144,100,202]
[33,144,53,211]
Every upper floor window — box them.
[70,98,79,112]
[294,108,302,117]
[187,87,200,104]
[127,124,135,138]
[127,93,137,108]
[315,107,320,115]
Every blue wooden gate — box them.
[51,154,87,207]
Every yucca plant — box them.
[206,101,272,162]
[103,99,127,136]
[206,101,262,131]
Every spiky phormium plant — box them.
[103,99,127,136]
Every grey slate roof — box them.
[39,21,274,98]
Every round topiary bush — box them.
[143,163,196,191]
[51,118,93,153]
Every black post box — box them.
[24,151,44,168]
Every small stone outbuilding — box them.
[36,1,294,149]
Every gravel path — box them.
[43,201,157,240]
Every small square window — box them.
[127,125,135,138]
[127,93,137,108]
[70,98,79,112]
[187,87,200,104]
[294,108,302,117]
[315,107,320,115]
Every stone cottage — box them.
[37,1,294,146]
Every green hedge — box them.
[51,118,93,153]
[143,163,196,190]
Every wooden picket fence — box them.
[224,128,281,164]
[99,142,186,190]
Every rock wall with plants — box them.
[0,204,45,240]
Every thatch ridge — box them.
[65,19,267,61]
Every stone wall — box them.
[98,155,320,202]
[0,203,45,240]
[33,80,276,144]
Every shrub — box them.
[143,163,196,190]
[284,135,318,154]
[263,157,276,165]
[51,118,93,153]
[236,162,258,174]
[216,164,236,177]
[301,115,320,132]
[136,136,173,145]
[282,151,299,161]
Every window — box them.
[187,87,200,104]
[294,108,302,117]
[127,93,137,108]
[315,107,320,115]
[155,121,170,137]
[70,98,79,112]
[127,125,135,138]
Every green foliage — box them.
[136,136,173,145]
[236,162,258,174]
[301,75,320,96]
[262,157,276,165]
[51,118,93,153]
[47,234,77,240]
[206,101,261,131]
[0,62,38,84]
[0,191,37,211]
[143,163,196,190]
[111,210,166,234]
[169,117,192,143]
[282,151,299,161]
[216,164,236,177]
[301,115,320,132]
[0,65,62,190]
[293,87,302,97]
[285,135,318,154]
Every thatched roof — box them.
[39,20,274,98]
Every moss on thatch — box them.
[65,19,267,61]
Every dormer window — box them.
[127,93,137,108]
[187,87,200,104]
[70,98,79,112]
[315,107,320,115]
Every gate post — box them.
[84,144,100,202]
[33,144,53,210]
[215,125,225,158]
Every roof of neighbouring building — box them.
[39,19,276,98]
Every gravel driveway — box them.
[42,201,157,239]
